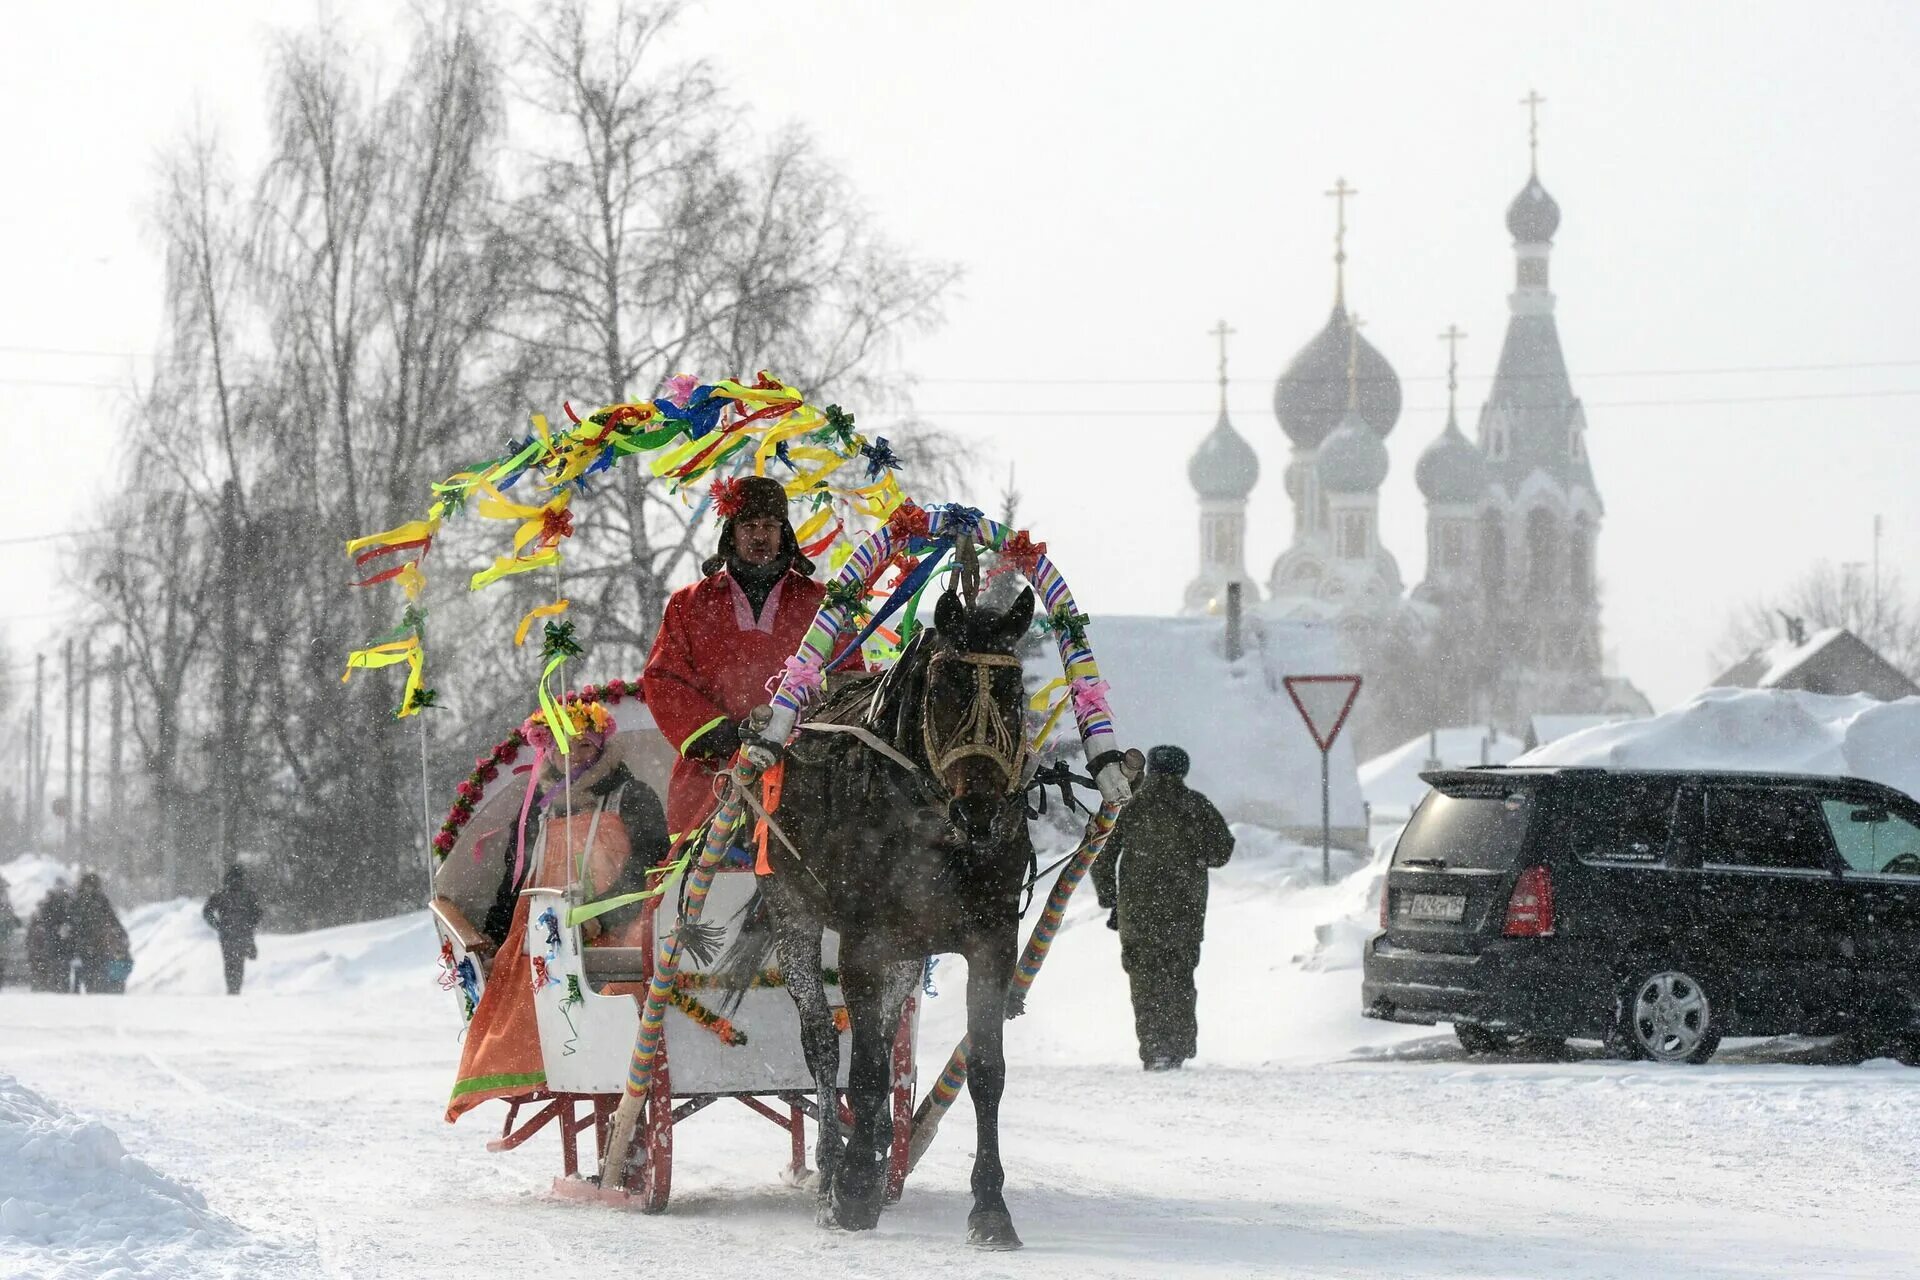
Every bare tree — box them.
[71,1,961,925]
[78,486,220,892]
[503,0,959,660]
[1715,560,1920,681]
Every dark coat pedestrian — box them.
[68,873,131,994]
[1091,745,1234,1070]
[0,881,20,988]
[26,884,75,991]
[203,865,263,995]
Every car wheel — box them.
[1454,1023,1566,1059]
[1617,966,1721,1064]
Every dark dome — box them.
[1187,410,1260,500]
[1316,409,1390,494]
[1506,174,1561,243]
[1415,418,1488,505]
[1273,303,1402,449]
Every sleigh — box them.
[429,698,920,1212]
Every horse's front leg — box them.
[770,909,840,1212]
[964,928,1022,1249]
[826,951,891,1230]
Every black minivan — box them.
[1362,767,1920,1063]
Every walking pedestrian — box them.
[69,872,132,994]
[1091,744,1235,1070]
[26,882,75,991]
[203,864,263,995]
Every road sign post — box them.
[1282,674,1363,884]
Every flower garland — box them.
[672,966,842,992]
[432,676,640,861]
[665,987,747,1047]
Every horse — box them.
[717,583,1040,1248]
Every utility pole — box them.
[1873,514,1883,641]
[108,645,124,826]
[79,639,92,851]
[28,655,43,845]
[108,645,124,881]
[62,638,73,852]
[218,478,240,879]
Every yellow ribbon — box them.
[1027,678,1074,751]
[344,516,440,557]
[470,546,561,591]
[513,599,571,647]
[341,637,425,718]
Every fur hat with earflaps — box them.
[701,474,814,576]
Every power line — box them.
[903,387,1920,416]
[913,358,1920,386]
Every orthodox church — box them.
[1183,101,1649,738]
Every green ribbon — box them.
[565,853,692,927]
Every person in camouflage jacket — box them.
[1091,744,1234,1070]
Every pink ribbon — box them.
[1069,676,1112,722]
[512,746,548,889]
[768,654,824,699]
[662,373,699,408]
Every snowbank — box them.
[1519,687,1920,800]
[1359,726,1527,823]
[0,853,82,920]
[0,1073,234,1274]
[126,901,437,997]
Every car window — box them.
[1395,789,1531,871]
[1561,779,1678,865]
[1820,799,1920,877]
[1701,787,1834,872]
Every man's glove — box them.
[1105,909,1120,932]
[686,720,741,763]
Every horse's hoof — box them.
[967,1208,1024,1251]
[829,1175,884,1232]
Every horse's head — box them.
[921,584,1035,847]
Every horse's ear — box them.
[934,587,966,641]
[999,586,1035,643]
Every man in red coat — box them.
[644,475,834,838]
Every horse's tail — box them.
[710,885,776,1017]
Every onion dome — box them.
[1316,409,1390,494]
[1274,304,1402,449]
[1415,418,1488,505]
[1506,174,1561,243]
[1187,410,1260,500]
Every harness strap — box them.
[797,721,922,775]
[753,763,785,875]
[737,774,830,894]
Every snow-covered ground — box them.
[5,815,1919,1279]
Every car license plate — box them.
[1406,893,1466,922]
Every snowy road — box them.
[6,984,1919,1280]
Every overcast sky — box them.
[5,1,1919,715]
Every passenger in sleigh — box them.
[444,703,670,1122]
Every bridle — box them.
[919,648,1029,797]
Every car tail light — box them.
[1379,879,1389,928]
[1502,865,1554,937]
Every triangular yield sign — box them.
[1283,674,1363,752]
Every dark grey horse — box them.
[719,585,1038,1248]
